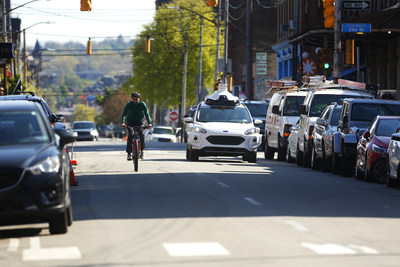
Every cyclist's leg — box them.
[138,127,145,158]
[126,126,133,154]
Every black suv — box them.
[242,100,269,150]
[0,93,60,124]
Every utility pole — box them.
[214,1,221,82]
[246,0,253,100]
[223,0,229,83]
[180,26,188,143]
[2,0,8,95]
[333,0,342,84]
[196,17,203,104]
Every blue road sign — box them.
[342,23,371,33]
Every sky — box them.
[11,0,156,47]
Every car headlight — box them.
[372,144,387,154]
[244,127,256,135]
[29,156,61,175]
[90,130,98,135]
[193,127,207,134]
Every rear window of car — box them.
[351,103,400,121]
[376,119,400,137]
[310,94,370,117]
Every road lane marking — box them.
[22,237,81,261]
[302,243,356,255]
[284,220,309,232]
[347,244,378,254]
[7,239,19,252]
[244,197,262,206]
[217,182,231,188]
[163,242,229,257]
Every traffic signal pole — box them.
[333,0,342,84]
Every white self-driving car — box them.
[185,87,262,163]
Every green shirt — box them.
[121,100,152,124]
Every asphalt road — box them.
[1,138,400,267]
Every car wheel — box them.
[264,136,275,160]
[286,145,295,163]
[49,210,68,235]
[321,144,331,172]
[277,135,286,161]
[247,151,257,163]
[302,141,311,168]
[188,147,199,161]
[186,146,190,160]
[296,142,303,166]
[370,158,387,184]
[364,153,373,182]
[311,143,321,170]
[355,160,364,181]
[386,163,399,188]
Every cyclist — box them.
[121,92,152,160]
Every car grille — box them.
[77,131,90,136]
[0,168,23,190]
[206,136,245,145]
[158,138,171,142]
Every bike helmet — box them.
[131,92,140,98]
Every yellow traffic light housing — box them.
[214,81,219,91]
[322,0,335,28]
[145,36,151,53]
[87,38,92,55]
[207,0,218,7]
[81,0,92,11]
[345,39,354,65]
[227,75,232,92]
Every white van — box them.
[264,89,308,161]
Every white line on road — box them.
[217,182,231,188]
[302,243,356,255]
[22,237,81,261]
[244,197,262,206]
[7,239,19,252]
[163,242,230,257]
[347,244,378,254]
[284,220,309,232]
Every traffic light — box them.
[345,39,354,65]
[322,0,335,28]
[207,0,218,7]
[145,36,151,53]
[87,38,92,55]
[227,75,232,92]
[318,48,332,70]
[81,0,92,11]
[214,81,219,91]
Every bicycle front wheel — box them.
[133,139,139,172]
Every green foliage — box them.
[125,0,220,108]
[73,104,97,121]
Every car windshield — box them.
[375,119,400,137]
[73,122,96,130]
[197,105,252,123]
[351,103,400,121]
[245,103,268,116]
[0,111,50,145]
[153,127,174,135]
[331,107,341,126]
[310,94,369,117]
[283,96,305,116]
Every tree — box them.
[102,90,130,124]
[73,104,97,121]
[124,0,219,109]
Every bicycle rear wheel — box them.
[133,139,139,172]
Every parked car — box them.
[185,88,262,163]
[183,105,197,142]
[242,100,269,150]
[310,103,342,171]
[355,116,400,183]
[387,132,400,188]
[264,88,307,161]
[110,125,126,138]
[72,121,99,141]
[297,85,374,168]
[333,99,400,177]
[147,126,177,142]
[98,125,112,138]
[286,120,300,164]
[0,101,76,234]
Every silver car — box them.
[310,103,341,171]
[286,120,300,164]
[387,133,400,188]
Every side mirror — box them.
[343,115,349,126]
[50,113,58,123]
[54,128,77,148]
[299,104,307,115]
[56,114,64,122]
[184,117,193,123]
[272,105,280,115]
[363,130,370,139]
[316,118,326,126]
[291,124,299,131]
[253,119,263,125]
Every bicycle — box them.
[127,125,147,172]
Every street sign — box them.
[297,58,317,76]
[169,111,178,121]
[342,1,370,10]
[342,23,371,33]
